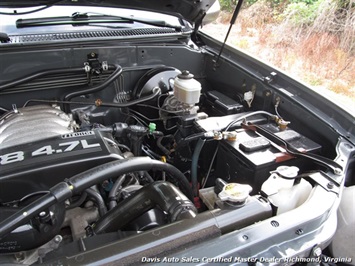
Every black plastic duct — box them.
[93,181,197,234]
[0,202,65,253]
[0,157,193,241]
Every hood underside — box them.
[0,0,217,24]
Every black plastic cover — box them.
[0,130,122,203]
[206,90,244,115]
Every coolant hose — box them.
[86,188,107,217]
[93,181,197,234]
[69,157,193,199]
[0,157,193,239]
[191,138,206,197]
[108,175,126,210]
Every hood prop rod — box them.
[214,0,244,68]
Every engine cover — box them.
[0,130,122,203]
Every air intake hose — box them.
[0,157,193,240]
[92,181,197,235]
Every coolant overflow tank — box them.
[173,70,201,105]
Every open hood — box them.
[0,0,217,24]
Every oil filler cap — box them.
[218,183,252,205]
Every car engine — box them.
[0,47,351,265]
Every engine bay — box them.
[0,46,351,264]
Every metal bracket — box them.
[84,52,106,83]
[84,62,90,73]
[12,104,19,114]
[102,61,108,71]
[308,172,340,195]
[87,52,101,74]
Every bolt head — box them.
[54,235,63,244]
[296,229,303,235]
[313,247,322,257]
[334,168,342,175]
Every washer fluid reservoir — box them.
[261,166,312,214]
[173,70,201,105]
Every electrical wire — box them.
[235,94,243,103]
[124,113,149,127]
[129,108,182,122]
[102,137,131,152]
[116,143,131,152]
[0,106,9,113]
[164,124,177,131]
[136,103,184,114]
[157,93,169,108]
[23,93,172,117]
[275,105,283,119]
[183,132,205,141]
[128,109,161,122]
[224,111,277,131]
[18,191,49,204]
[202,144,219,188]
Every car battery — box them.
[214,123,322,193]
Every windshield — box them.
[0,6,183,34]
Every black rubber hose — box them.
[0,67,85,92]
[93,181,197,234]
[143,171,154,183]
[63,64,121,102]
[66,192,87,210]
[0,157,193,239]
[85,188,107,217]
[69,157,193,201]
[0,193,59,240]
[0,203,66,253]
[157,135,174,156]
[108,175,126,210]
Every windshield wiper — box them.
[16,12,182,30]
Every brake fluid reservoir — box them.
[173,70,201,105]
[261,166,312,214]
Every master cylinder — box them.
[173,70,201,106]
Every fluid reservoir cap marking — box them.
[218,183,252,203]
[272,165,299,179]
